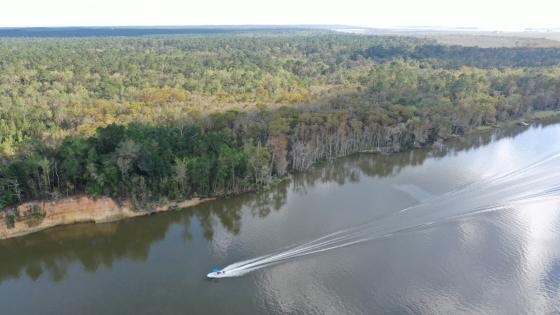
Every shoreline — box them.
[477,109,560,132]
[0,196,213,240]
[2,110,560,241]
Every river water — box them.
[2,121,560,314]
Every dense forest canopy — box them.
[358,44,560,67]
[2,31,560,213]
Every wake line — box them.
[216,149,560,277]
[430,151,560,201]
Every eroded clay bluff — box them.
[0,196,211,239]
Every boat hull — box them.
[207,271,227,279]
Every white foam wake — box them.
[216,150,560,278]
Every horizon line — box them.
[1,24,559,33]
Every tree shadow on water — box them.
[0,183,288,284]
[0,120,553,284]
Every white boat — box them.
[207,269,227,279]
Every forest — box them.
[2,31,560,213]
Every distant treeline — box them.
[2,32,560,210]
[358,44,560,68]
[0,27,314,37]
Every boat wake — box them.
[215,150,560,278]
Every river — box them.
[2,121,560,314]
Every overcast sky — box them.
[1,0,559,30]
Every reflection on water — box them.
[0,215,168,283]
[2,119,560,315]
[0,182,288,284]
[0,120,554,285]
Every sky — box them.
[1,0,559,30]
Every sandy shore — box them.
[0,196,212,240]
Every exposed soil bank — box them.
[2,110,559,241]
[0,196,211,240]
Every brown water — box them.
[2,121,560,314]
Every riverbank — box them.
[2,109,560,241]
[0,196,212,239]
[472,110,560,133]
[4,109,560,315]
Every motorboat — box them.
[207,268,227,279]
